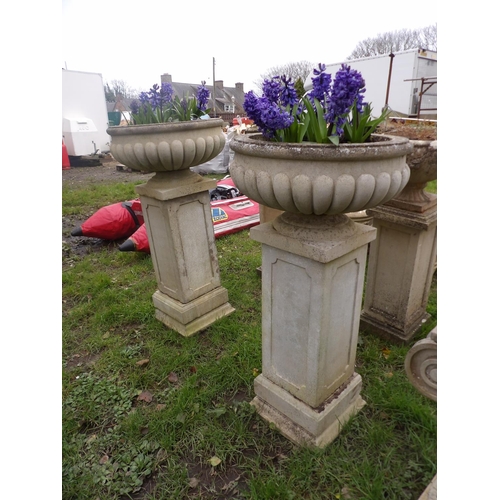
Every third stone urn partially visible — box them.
[361,125,437,344]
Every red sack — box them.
[71,199,144,240]
[118,224,150,253]
[211,195,260,238]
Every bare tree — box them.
[347,24,437,59]
[254,60,314,94]
[419,24,437,52]
[104,79,140,102]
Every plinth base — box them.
[153,288,235,337]
[252,373,366,448]
[360,310,431,345]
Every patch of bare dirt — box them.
[65,352,101,370]
[377,118,437,141]
[62,153,154,187]
[62,228,125,263]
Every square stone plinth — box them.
[252,373,366,448]
[153,288,235,337]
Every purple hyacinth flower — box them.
[279,75,298,108]
[160,82,174,103]
[309,63,332,105]
[325,64,366,135]
[313,63,326,75]
[243,91,266,129]
[148,84,161,110]
[262,77,281,104]
[129,100,139,115]
[197,81,210,111]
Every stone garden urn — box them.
[361,138,437,344]
[229,133,412,447]
[108,120,226,172]
[107,119,234,337]
[385,139,437,213]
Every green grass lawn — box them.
[62,179,437,499]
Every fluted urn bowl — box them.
[394,139,437,202]
[406,140,437,184]
[107,119,225,172]
[229,134,413,215]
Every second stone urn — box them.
[108,119,226,172]
[385,139,437,213]
[107,119,234,337]
[360,138,437,344]
[229,133,412,447]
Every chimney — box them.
[235,82,244,93]
[113,93,124,112]
[161,73,172,84]
[215,80,224,89]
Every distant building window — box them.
[224,104,235,112]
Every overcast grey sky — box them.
[62,0,437,94]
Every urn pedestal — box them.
[107,120,234,336]
[360,140,437,344]
[251,214,375,447]
[229,133,412,447]
[135,171,235,336]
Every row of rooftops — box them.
[107,73,246,116]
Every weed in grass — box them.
[64,372,135,430]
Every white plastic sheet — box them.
[190,128,237,174]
